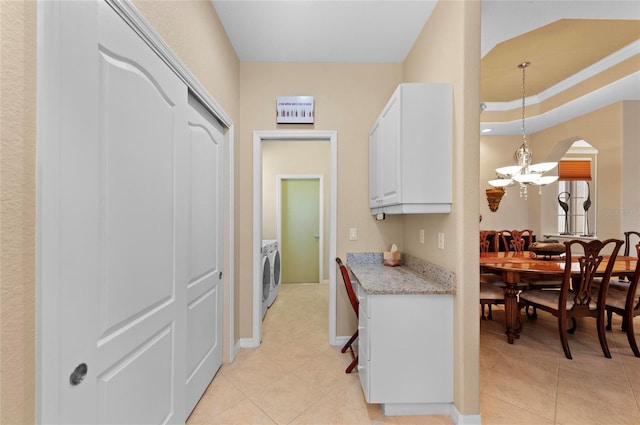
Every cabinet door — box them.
[379,93,401,207]
[368,120,381,209]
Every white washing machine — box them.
[260,241,271,321]
[266,240,281,307]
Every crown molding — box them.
[481,72,640,135]
[481,40,640,135]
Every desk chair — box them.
[336,257,359,373]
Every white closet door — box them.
[43,2,188,423]
[185,94,224,417]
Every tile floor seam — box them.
[553,354,560,425]
[618,345,640,419]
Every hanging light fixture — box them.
[488,62,558,199]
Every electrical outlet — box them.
[437,232,445,250]
[419,229,425,244]
[349,227,358,241]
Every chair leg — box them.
[605,309,613,331]
[567,317,577,334]
[596,312,612,359]
[481,303,487,320]
[341,330,358,354]
[488,304,493,320]
[625,311,640,358]
[558,316,573,359]
[345,356,358,374]
[342,330,359,373]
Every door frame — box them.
[36,2,236,420]
[277,175,324,284]
[252,131,337,346]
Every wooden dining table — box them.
[479,251,638,343]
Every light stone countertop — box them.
[347,262,454,295]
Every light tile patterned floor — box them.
[187,283,640,424]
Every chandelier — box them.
[488,62,558,199]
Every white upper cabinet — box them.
[369,83,452,214]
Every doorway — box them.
[252,131,337,347]
[279,176,323,283]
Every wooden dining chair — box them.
[608,231,640,291]
[479,230,505,320]
[518,238,624,359]
[497,229,533,253]
[604,243,640,357]
[623,231,640,256]
[336,257,359,373]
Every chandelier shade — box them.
[487,62,558,198]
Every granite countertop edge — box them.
[346,252,456,295]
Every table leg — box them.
[503,284,522,343]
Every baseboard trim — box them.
[239,337,259,349]
[334,335,351,347]
[450,404,482,425]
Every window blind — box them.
[558,160,591,181]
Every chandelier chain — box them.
[520,61,530,143]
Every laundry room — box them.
[261,140,331,319]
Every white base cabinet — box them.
[356,282,453,414]
[369,83,452,214]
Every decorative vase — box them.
[581,182,592,236]
[558,192,571,235]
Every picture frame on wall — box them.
[276,96,314,124]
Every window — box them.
[558,180,591,236]
[556,140,597,237]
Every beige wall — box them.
[479,134,534,230]
[0,1,37,424]
[262,141,331,280]
[238,62,404,338]
[480,102,637,241]
[402,0,481,416]
[622,101,640,232]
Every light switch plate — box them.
[437,232,445,250]
[349,227,358,241]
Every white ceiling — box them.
[212,1,639,63]
[211,1,439,63]
[211,0,640,134]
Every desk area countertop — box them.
[346,252,454,414]
[346,252,455,295]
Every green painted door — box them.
[281,179,319,283]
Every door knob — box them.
[69,363,88,386]
[314,234,319,239]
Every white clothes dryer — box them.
[266,241,281,307]
[260,241,271,321]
